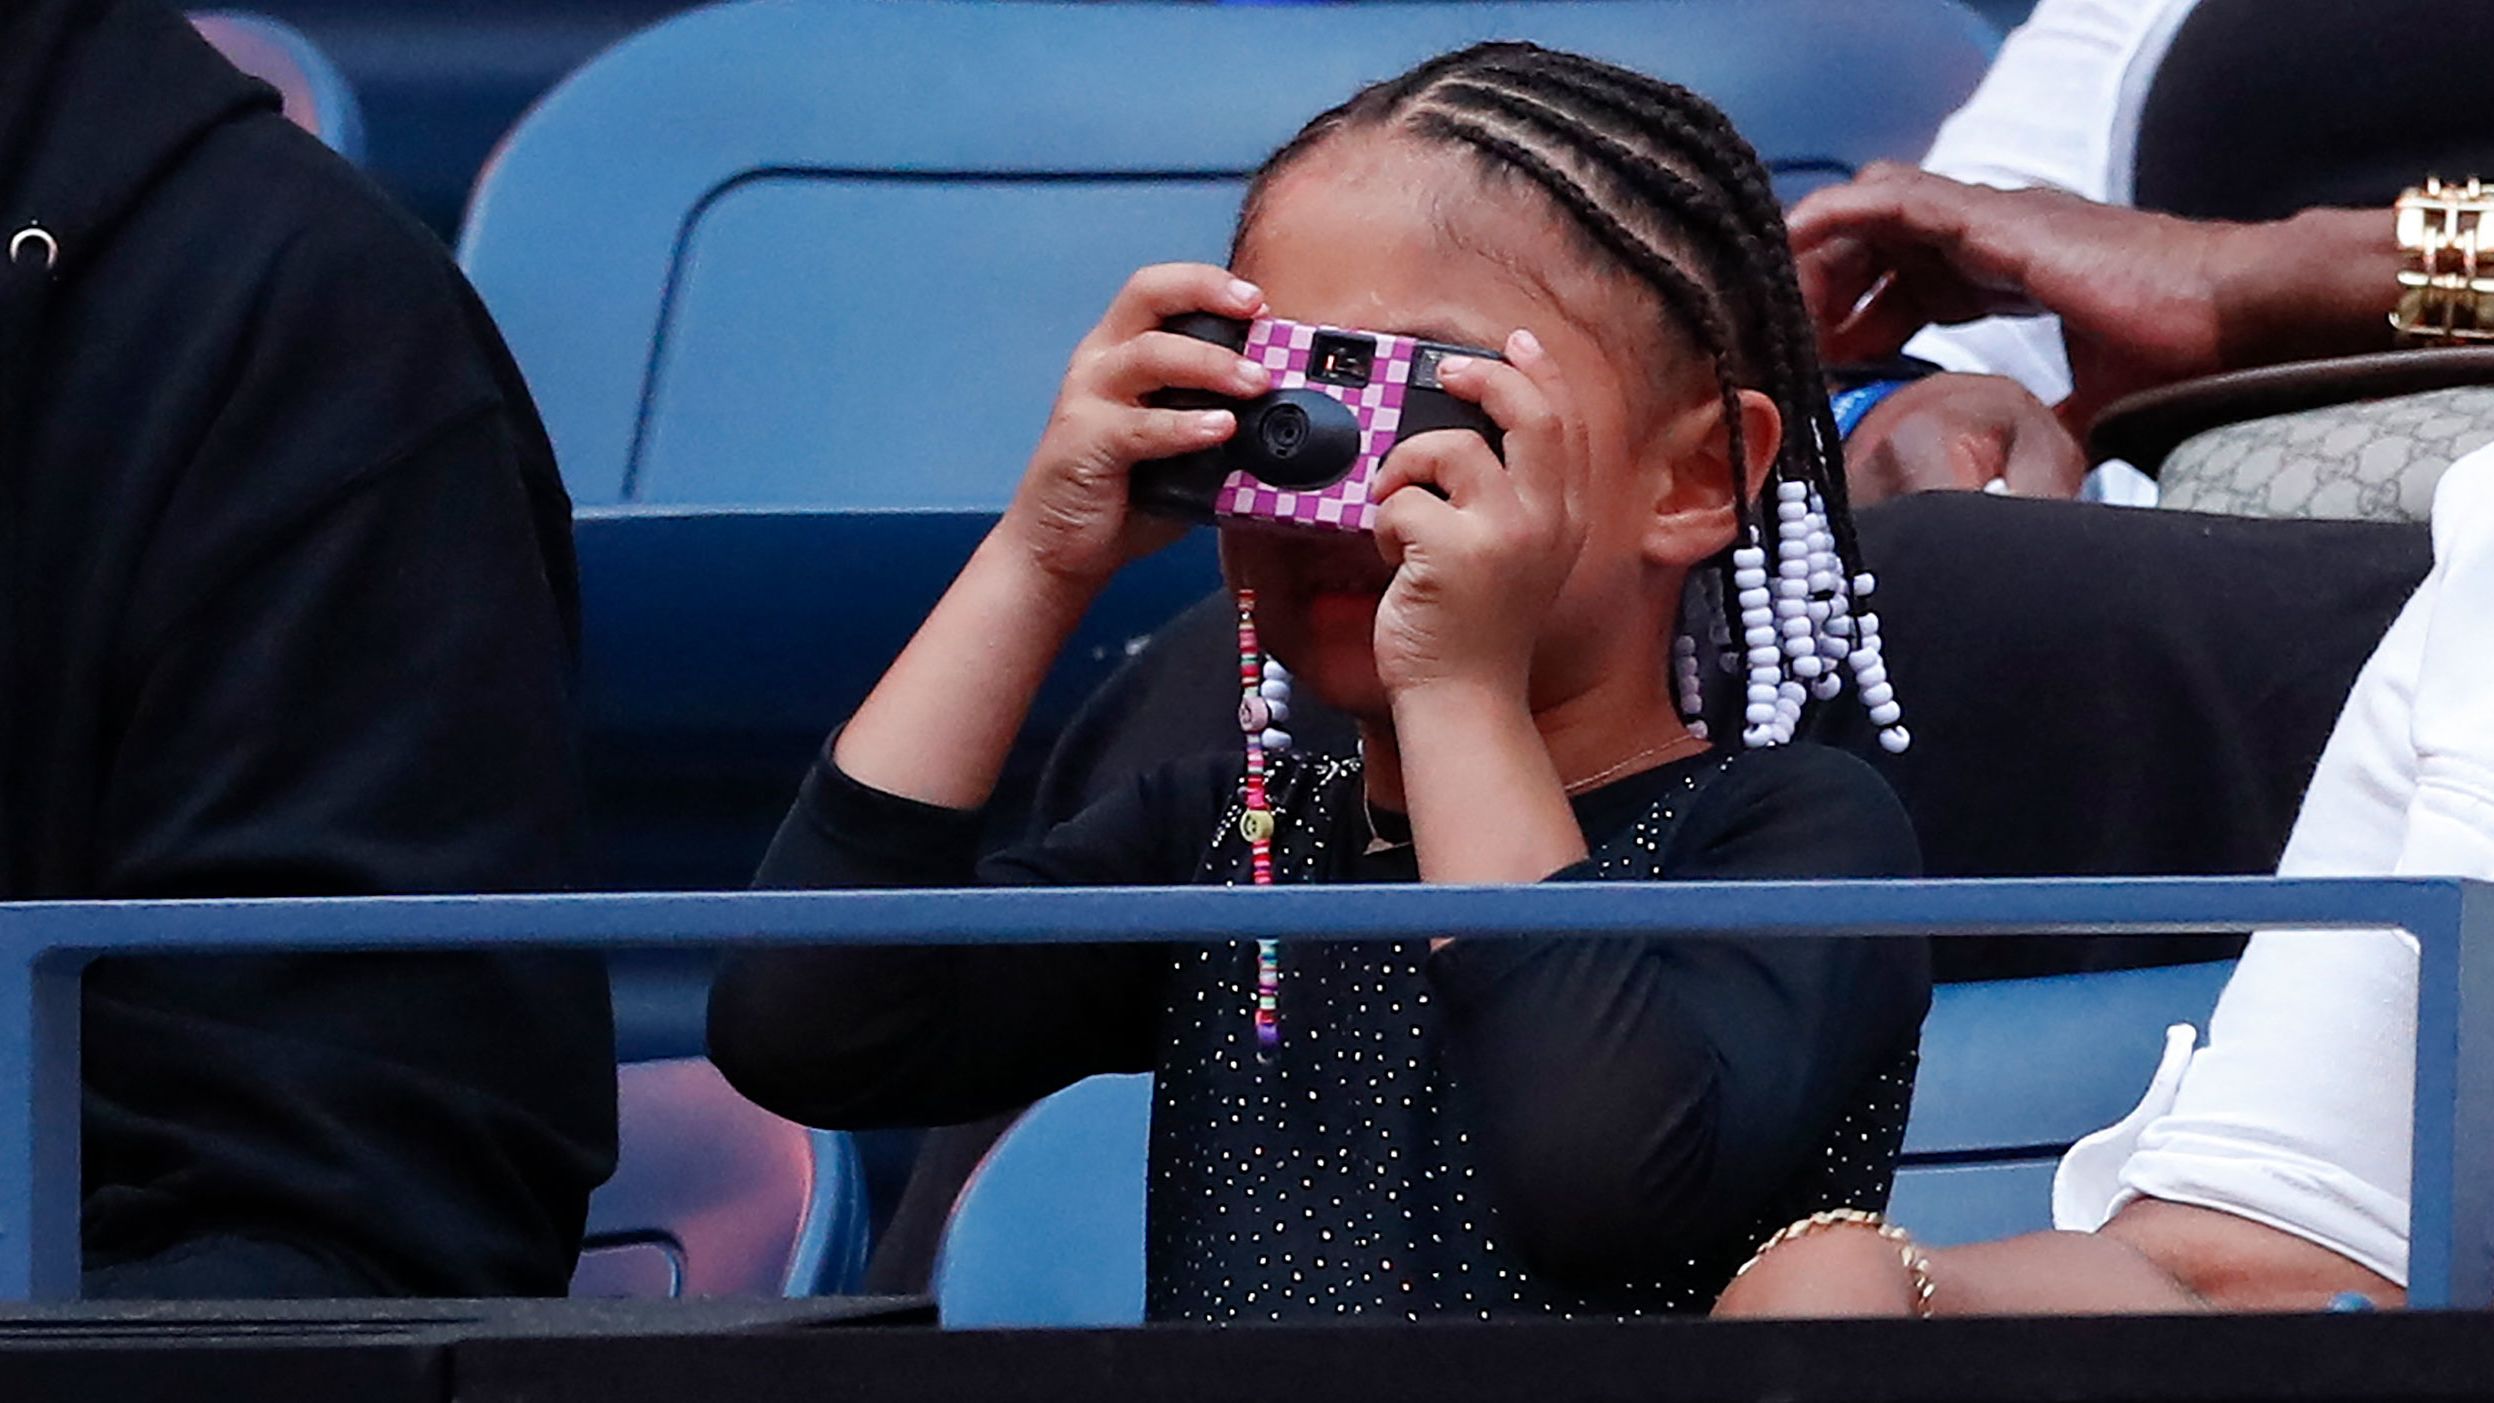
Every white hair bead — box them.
[1855,661,1888,690]
[1810,672,1843,701]
[1745,702,1776,725]
[1263,659,1288,683]
[1853,572,1877,595]
[1747,682,1779,704]
[1747,644,1780,667]
[1261,727,1292,752]
[1733,546,1767,570]
[1774,578,1807,600]
[1780,616,1811,640]
[1861,681,1895,708]
[1744,624,1777,648]
[1794,654,1824,680]
[1259,678,1291,703]
[1778,480,1809,502]
[1265,699,1291,725]
[1878,725,1911,754]
[1869,701,1902,728]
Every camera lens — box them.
[1259,401,1310,458]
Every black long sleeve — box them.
[710,749,1236,1129]
[1427,744,1926,1282]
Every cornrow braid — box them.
[1516,50,1875,578]
[1233,41,1907,753]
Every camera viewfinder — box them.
[1309,332,1375,387]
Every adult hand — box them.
[1845,374,2090,504]
[1790,165,2245,430]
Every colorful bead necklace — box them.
[1234,591,1292,1054]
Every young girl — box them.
[709,43,1928,1322]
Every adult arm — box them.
[81,401,613,1298]
[1426,747,1929,1284]
[1903,0,2196,400]
[1790,167,2397,430]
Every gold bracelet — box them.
[2393,177,2494,344]
[1730,1207,1936,1318]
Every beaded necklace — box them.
[1233,591,1293,1054]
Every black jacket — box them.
[0,0,614,1295]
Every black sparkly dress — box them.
[724,741,1929,1322]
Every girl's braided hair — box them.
[1233,42,1906,752]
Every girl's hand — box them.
[1368,328,1589,704]
[995,264,1272,588]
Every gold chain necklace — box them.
[1359,732,1710,852]
[1561,733,1711,795]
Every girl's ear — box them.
[1639,387,1782,567]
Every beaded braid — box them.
[1234,41,1908,753]
[1507,50,1903,737]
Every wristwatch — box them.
[2392,177,2494,344]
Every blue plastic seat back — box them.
[936,1073,1153,1328]
[572,1056,869,1298]
[188,11,368,164]
[568,508,1219,890]
[1892,959,2235,1244]
[931,961,2237,1322]
[460,0,1995,509]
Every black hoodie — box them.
[1,0,614,1295]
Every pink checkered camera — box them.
[1130,315,1503,533]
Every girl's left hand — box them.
[1368,327,1589,704]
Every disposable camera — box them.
[1131,314,1504,533]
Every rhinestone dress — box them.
[1146,747,1922,1322]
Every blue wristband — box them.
[1831,378,1915,438]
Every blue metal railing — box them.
[1,876,2485,1304]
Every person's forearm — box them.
[1712,1225,2203,1319]
[835,527,1099,810]
[1390,681,1587,887]
[2217,206,2402,371]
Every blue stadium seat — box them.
[936,1073,1153,1329]
[1891,959,2235,1244]
[932,961,2236,1325]
[189,11,367,163]
[460,0,1995,509]
[571,1057,869,1298]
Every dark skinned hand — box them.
[1844,373,2089,505]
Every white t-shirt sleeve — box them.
[2050,445,2494,1287]
[1903,0,2201,401]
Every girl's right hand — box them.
[995,263,1272,588]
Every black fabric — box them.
[713,742,1925,1317]
[2131,0,2494,222]
[0,0,614,1295]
